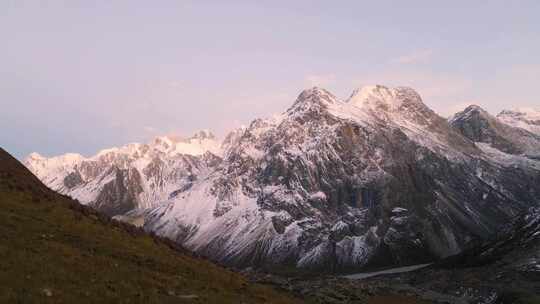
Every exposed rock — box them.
[41,288,53,297]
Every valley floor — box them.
[342,263,432,280]
[247,263,540,304]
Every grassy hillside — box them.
[0,147,302,303]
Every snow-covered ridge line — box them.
[23,129,223,211]
[28,130,222,163]
[498,107,540,135]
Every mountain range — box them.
[24,85,540,273]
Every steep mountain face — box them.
[439,207,540,272]
[388,207,540,303]
[497,108,540,136]
[450,105,540,159]
[24,131,222,216]
[25,86,540,273]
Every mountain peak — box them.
[296,87,337,103]
[150,131,221,156]
[463,104,488,114]
[152,130,217,146]
[450,105,491,124]
[286,87,339,117]
[347,85,424,113]
[190,129,216,140]
[27,152,44,160]
[348,85,393,108]
[152,136,174,147]
[344,85,435,126]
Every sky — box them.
[1,1,539,159]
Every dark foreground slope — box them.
[0,148,301,304]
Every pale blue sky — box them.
[1,1,539,159]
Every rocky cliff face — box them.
[25,86,540,272]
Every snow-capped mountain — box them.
[497,108,540,136]
[450,105,540,160]
[25,131,222,215]
[25,86,540,272]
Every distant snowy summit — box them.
[449,105,540,160]
[497,108,540,135]
[24,130,223,213]
[150,130,221,156]
[24,85,540,272]
[26,129,222,182]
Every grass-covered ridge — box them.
[0,147,301,303]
